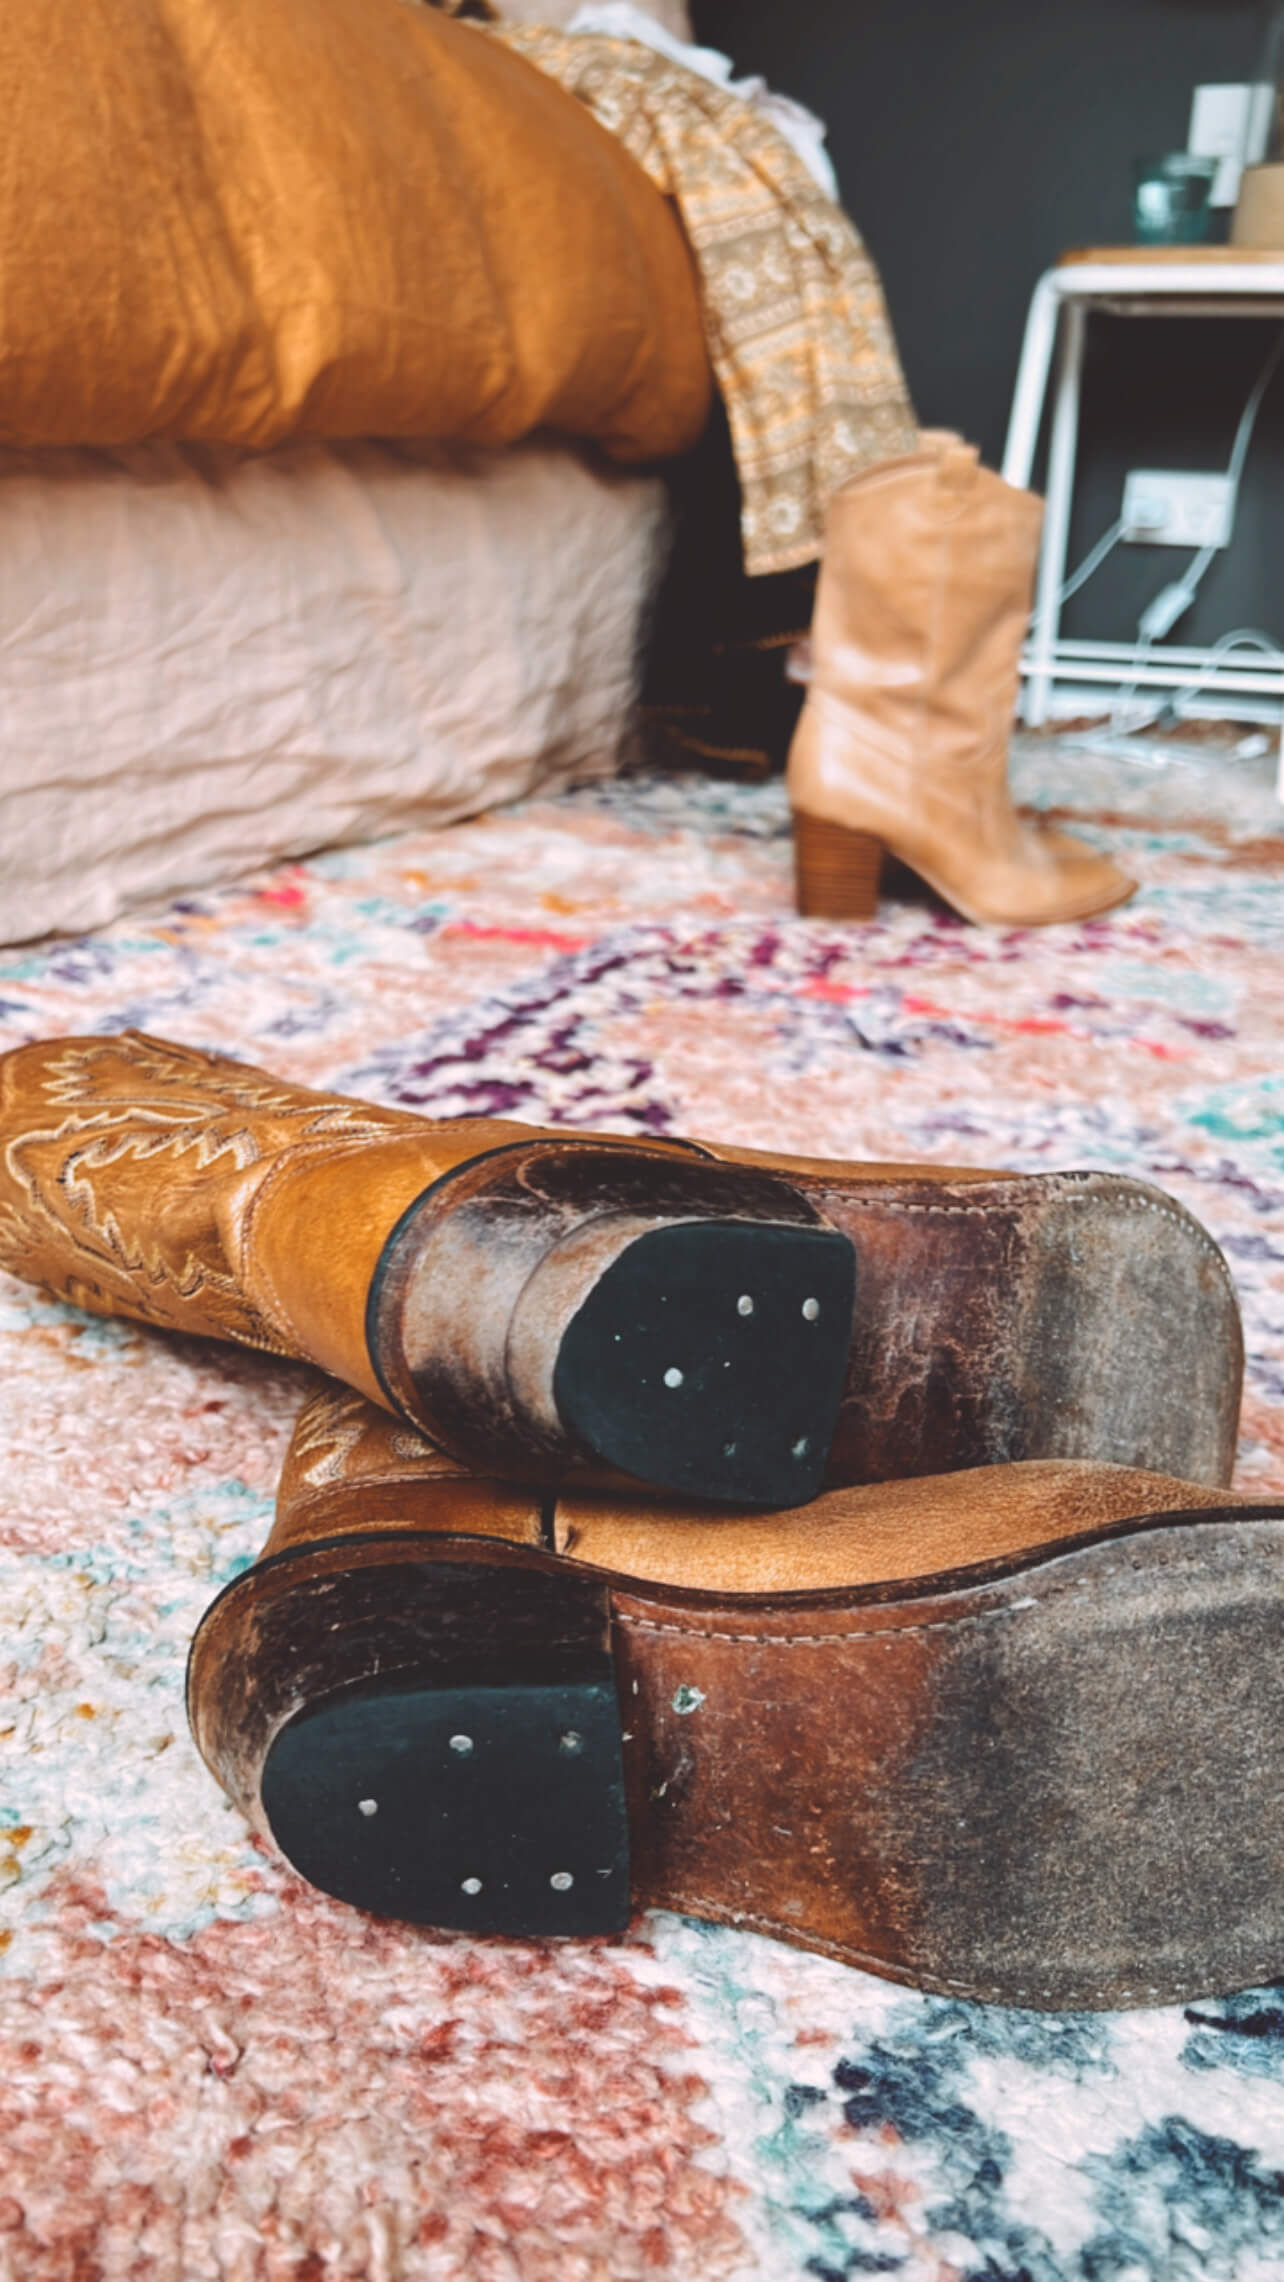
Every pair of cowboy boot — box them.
[2,1029,1278,2009]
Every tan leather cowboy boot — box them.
[189,1383,1281,2012]
[789,432,1136,927]
[0,1029,1241,1495]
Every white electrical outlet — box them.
[1121,470,1236,549]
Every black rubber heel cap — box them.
[261,1672,629,1936]
[554,1220,855,1506]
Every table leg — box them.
[1026,299,1087,729]
[1002,272,1061,491]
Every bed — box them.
[4,7,1284,2272]
[0,0,707,945]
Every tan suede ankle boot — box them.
[789,433,1136,927]
[0,1030,1242,1494]
[188,1382,1282,2012]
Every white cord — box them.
[1110,632,1159,736]
[1162,627,1283,724]
[1043,334,1283,657]
[1099,628,1283,762]
[1059,518,1124,605]
[1109,326,1284,736]
[1228,332,1284,494]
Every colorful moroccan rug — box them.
[3,739,1284,2281]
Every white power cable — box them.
[1110,632,1158,736]
[1044,334,1282,638]
[1161,627,1283,728]
[1108,326,1284,737]
[1058,517,1125,605]
[1228,330,1284,494]
[1138,544,1218,643]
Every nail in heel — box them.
[190,1540,631,1935]
[368,1142,856,1504]
[793,810,885,921]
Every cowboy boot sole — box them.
[721,1164,1242,1490]
[189,1509,1284,2009]
[367,1145,1242,1498]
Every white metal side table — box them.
[1002,246,1284,755]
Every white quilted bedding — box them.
[0,437,669,943]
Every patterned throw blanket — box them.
[495,23,918,574]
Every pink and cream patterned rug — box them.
[3,741,1284,2281]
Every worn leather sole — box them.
[367,1141,1243,1497]
[189,1509,1284,2009]
[711,1161,1243,1491]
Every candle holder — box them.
[1233,2,1284,246]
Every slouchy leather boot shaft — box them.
[0,1029,1245,1493]
[788,433,1136,926]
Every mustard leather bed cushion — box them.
[0,0,712,459]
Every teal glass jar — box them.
[1133,154,1219,245]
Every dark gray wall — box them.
[693,0,1284,648]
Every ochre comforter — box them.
[0,0,712,459]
